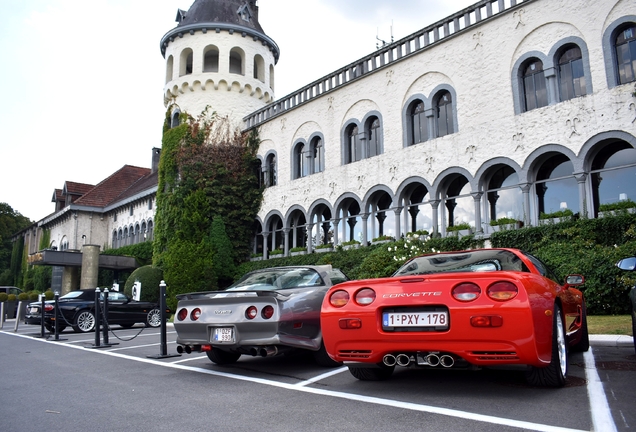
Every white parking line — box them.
[295,366,348,387]
[106,341,176,351]
[4,332,590,432]
[584,349,618,432]
[172,355,208,363]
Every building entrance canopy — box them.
[27,249,138,271]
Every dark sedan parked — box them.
[25,289,169,333]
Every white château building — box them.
[16,0,636,287]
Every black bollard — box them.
[54,292,59,340]
[39,294,45,338]
[147,280,180,359]
[93,288,101,348]
[103,288,109,345]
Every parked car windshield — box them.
[394,249,529,276]
[60,291,87,299]
[227,268,326,291]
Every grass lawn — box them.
[588,315,633,335]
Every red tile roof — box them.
[74,165,152,207]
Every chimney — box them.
[152,147,161,173]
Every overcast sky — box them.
[0,0,476,222]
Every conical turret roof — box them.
[160,0,279,61]
[177,0,264,34]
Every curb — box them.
[589,334,634,348]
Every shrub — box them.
[0,293,7,302]
[7,294,16,302]
[270,249,284,255]
[490,217,518,226]
[44,290,54,300]
[599,199,636,212]
[290,246,306,252]
[447,222,471,232]
[539,209,574,220]
[28,291,40,301]
[124,266,164,304]
[18,293,29,301]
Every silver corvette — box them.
[174,265,348,366]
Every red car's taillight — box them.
[487,282,518,301]
[261,305,274,319]
[245,306,258,319]
[452,283,481,302]
[190,308,201,321]
[177,308,188,321]
[354,288,376,306]
[329,290,350,307]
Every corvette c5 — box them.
[320,248,589,387]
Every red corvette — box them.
[321,248,588,387]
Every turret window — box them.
[203,46,219,73]
[230,48,245,75]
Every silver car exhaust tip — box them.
[425,353,440,367]
[383,354,396,367]
[259,346,278,357]
[396,354,411,367]
[440,355,455,368]
[177,345,185,354]
[184,345,192,354]
[249,347,259,356]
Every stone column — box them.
[471,192,484,233]
[519,183,532,226]
[430,200,441,237]
[574,172,588,219]
[80,244,100,289]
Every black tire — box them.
[119,323,135,329]
[526,304,567,387]
[72,310,96,333]
[45,324,67,333]
[312,340,341,368]
[348,364,395,381]
[145,308,161,328]
[571,302,590,352]
[206,348,241,365]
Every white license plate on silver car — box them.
[212,327,234,342]
[383,312,448,328]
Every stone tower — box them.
[160,0,279,127]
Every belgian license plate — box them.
[212,327,234,342]
[383,312,448,328]
[29,307,38,314]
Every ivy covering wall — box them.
[153,108,263,309]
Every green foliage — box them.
[209,216,236,288]
[0,293,7,302]
[0,203,31,287]
[154,108,263,302]
[539,208,574,220]
[123,266,164,304]
[18,292,29,301]
[599,199,636,212]
[490,217,519,226]
[44,290,54,300]
[446,222,471,232]
[491,213,636,314]
[103,242,153,264]
[28,291,40,301]
[7,294,16,302]
[38,230,50,250]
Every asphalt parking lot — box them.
[1,319,634,432]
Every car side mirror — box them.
[616,257,636,271]
[565,274,584,286]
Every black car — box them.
[25,289,169,333]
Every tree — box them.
[0,203,32,285]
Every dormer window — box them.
[175,9,186,24]
[237,4,252,23]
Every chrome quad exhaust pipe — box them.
[396,354,412,367]
[440,355,455,368]
[383,354,397,366]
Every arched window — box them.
[558,45,586,100]
[590,141,636,216]
[311,136,324,174]
[522,60,548,111]
[171,110,180,128]
[365,117,381,157]
[254,55,265,82]
[165,55,174,83]
[180,48,193,76]
[443,176,474,230]
[535,155,578,217]
[292,142,306,179]
[616,25,636,84]
[147,221,154,241]
[203,46,219,72]
[409,100,428,145]
[435,92,454,137]
[269,64,275,90]
[485,166,523,222]
[111,231,117,249]
[344,124,360,164]
[230,48,244,75]
[266,154,277,186]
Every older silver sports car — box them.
[174,265,348,366]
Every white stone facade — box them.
[240,0,636,257]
